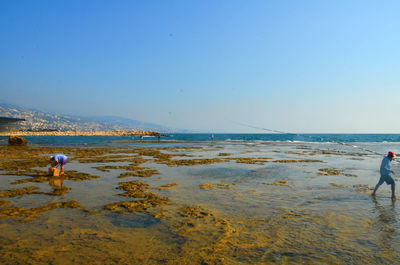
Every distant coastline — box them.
[0,130,165,137]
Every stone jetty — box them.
[0,130,166,137]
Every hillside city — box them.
[0,104,167,132]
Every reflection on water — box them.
[1,142,400,264]
[372,198,398,252]
[49,177,64,188]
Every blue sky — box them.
[1,0,399,133]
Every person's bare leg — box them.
[60,164,65,176]
[372,183,382,197]
[391,183,396,199]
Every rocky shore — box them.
[0,130,165,137]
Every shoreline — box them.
[0,130,166,137]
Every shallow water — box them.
[1,141,400,264]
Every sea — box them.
[2,133,400,146]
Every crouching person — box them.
[50,154,68,176]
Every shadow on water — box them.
[190,167,253,181]
[190,164,293,182]
[107,212,160,228]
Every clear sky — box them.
[1,0,399,133]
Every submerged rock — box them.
[199,183,231,190]
[318,168,342,176]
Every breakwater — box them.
[0,130,164,137]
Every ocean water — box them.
[2,134,400,264]
[3,133,400,146]
[165,133,400,143]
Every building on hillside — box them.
[0,117,26,132]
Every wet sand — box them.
[1,141,400,264]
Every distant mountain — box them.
[0,102,187,133]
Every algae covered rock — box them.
[8,136,28,146]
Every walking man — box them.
[372,151,396,199]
